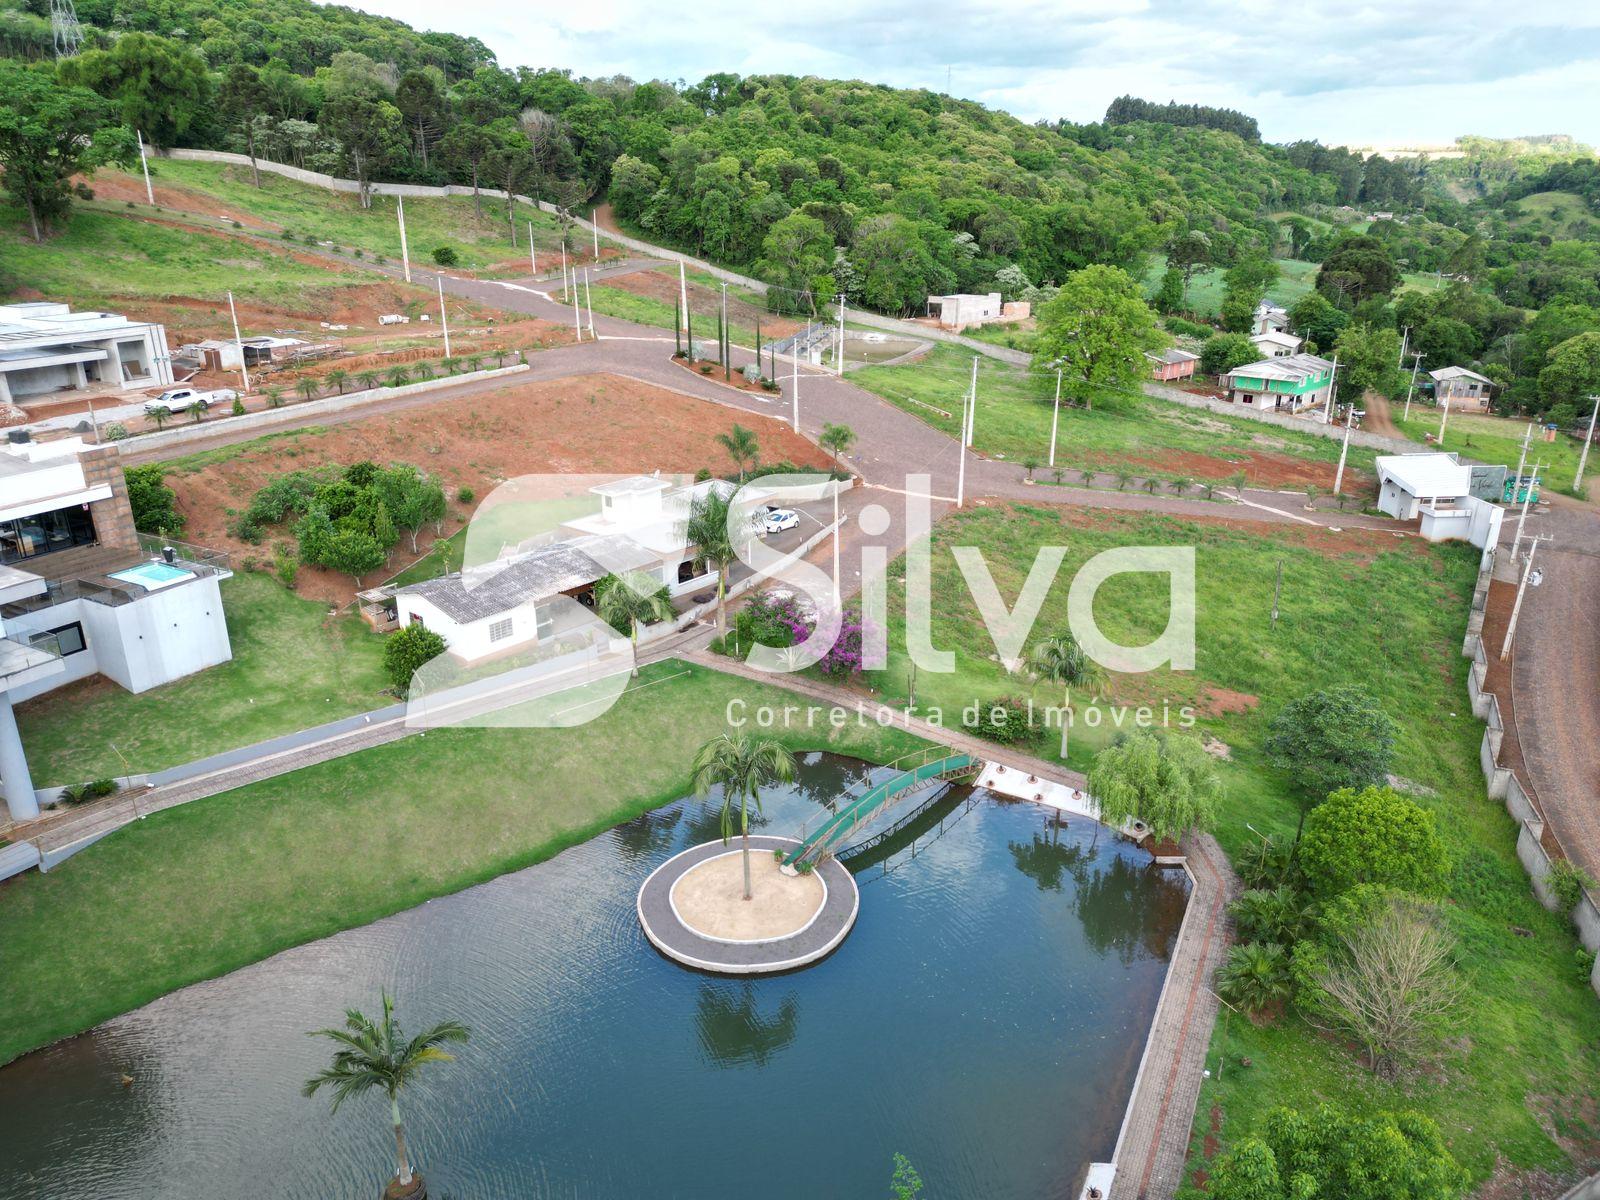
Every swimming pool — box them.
[109,561,195,591]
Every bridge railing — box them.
[786,747,979,864]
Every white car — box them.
[763,507,800,535]
[146,386,239,416]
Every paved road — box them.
[1505,494,1600,878]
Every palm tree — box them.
[327,368,349,394]
[412,359,435,381]
[465,354,484,373]
[441,356,459,377]
[1303,483,1322,510]
[357,370,382,392]
[1030,632,1100,760]
[296,376,319,402]
[684,489,743,635]
[386,365,410,388]
[1114,469,1134,491]
[819,422,856,470]
[1023,456,1041,481]
[1230,470,1248,498]
[302,993,468,1199]
[1169,475,1193,495]
[1214,942,1293,1016]
[264,385,285,409]
[595,571,673,675]
[714,423,759,481]
[691,731,796,901]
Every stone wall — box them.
[80,444,139,550]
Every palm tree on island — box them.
[692,731,797,900]
[302,993,469,1200]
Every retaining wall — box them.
[159,150,1031,366]
[1459,557,1600,998]
[116,364,529,455]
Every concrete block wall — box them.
[80,445,139,549]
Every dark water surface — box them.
[0,753,1188,1200]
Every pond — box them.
[0,753,1188,1200]
[839,332,929,366]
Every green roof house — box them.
[1222,353,1335,415]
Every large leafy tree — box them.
[217,63,270,187]
[58,32,211,149]
[322,92,407,208]
[1298,786,1449,898]
[0,62,134,242]
[1264,686,1398,818]
[1332,323,1405,402]
[757,212,833,314]
[302,993,469,1198]
[690,731,797,900]
[1316,233,1401,308]
[1088,730,1221,844]
[1538,331,1600,412]
[1032,264,1166,409]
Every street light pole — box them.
[528,221,536,277]
[956,386,972,508]
[227,290,250,394]
[836,294,846,377]
[1333,397,1356,496]
[437,276,451,358]
[1048,367,1062,467]
[1510,460,1544,563]
[1438,390,1451,445]
[137,130,154,205]
[1403,352,1425,421]
[966,356,978,448]
[397,195,411,283]
[1398,324,1410,368]
[1499,537,1544,662]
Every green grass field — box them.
[849,343,1378,487]
[862,503,1600,1187]
[1144,255,1445,321]
[1392,403,1593,498]
[1510,190,1599,241]
[103,158,576,272]
[0,202,383,307]
[16,571,389,783]
[0,660,923,1065]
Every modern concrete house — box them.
[0,302,174,407]
[1251,301,1291,336]
[0,439,233,821]
[1429,366,1494,412]
[1222,353,1336,413]
[1250,329,1303,358]
[1375,453,1504,547]
[1145,348,1199,382]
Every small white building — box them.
[1250,329,1303,358]
[1251,301,1291,336]
[0,302,174,407]
[0,438,233,821]
[1375,453,1504,547]
[1429,366,1494,413]
[926,293,1003,330]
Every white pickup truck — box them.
[146,386,240,416]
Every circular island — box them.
[637,836,858,974]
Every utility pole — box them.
[836,294,846,377]
[1575,395,1600,493]
[966,356,978,448]
[679,260,690,349]
[1437,389,1451,445]
[1512,422,1532,505]
[1333,397,1356,496]
[397,195,411,283]
[1048,367,1062,467]
[591,210,599,261]
[227,290,249,394]
[791,335,800,434]
[721,283,729,380]
[1499,537,1544,661]
[831,485,841,607]
[1403,351,1425,421]
[527,221,536,277]
[1510,460,1544,563]
[561,243,569,300]
[584,269,595,339]
[571,267,582,341]
[1398,324,1410,368]
[437,276,451,357]
[136,130,154,205]
[1323,354,1339,424]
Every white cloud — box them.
[359,0,1600,144]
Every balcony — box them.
[0,536,231,615]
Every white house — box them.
[1375,453,1504,547]
[0,438,233,821]
[1251,301,1291,336]
[1250,329,1303,358]
[926,293,1003,329]
[1429,366,1494,413]
[0,302,174,407]
[395,475,768,665]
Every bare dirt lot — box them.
[1107,447,1372,491]
[166,372,831,604]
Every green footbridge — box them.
[784,748,981,867]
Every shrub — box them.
[1299,786,1449,898]
[273,542,298,588]
[700,364,714,374]
[1163,315,1211,339]
[962,695,1036,745]
[742,363,760,383]
[352,248,364,259]
[382,623,447,692]
[59,783,87,804]
[1546,858,1594,912]
[456,486,475,504]
[1200,331,1258,376]
[732,592,811,650]
[231,398,246,416]
[761,378,780,392]
[1215,941,1293,1015]
[85,778,119,799]
[431,245,459,266]
[124,465,185,535]
[104,422,129,441]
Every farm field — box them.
[854,503,1600,1190]
[849,343,1379,489]
[1144,255,1446,321]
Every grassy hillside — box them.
[1510,190,1600,241]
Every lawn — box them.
[849,343,1379,488]
[0,660,924,1064]
[101,158,576,272]
[16,571,390,783]
[1143,255,1445,321]
[0,202,382,307]
[1392,403,1592,498]
[856,503,1600,1187]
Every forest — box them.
[2,0,1599,416]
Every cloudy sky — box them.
[362,0,1600,147]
